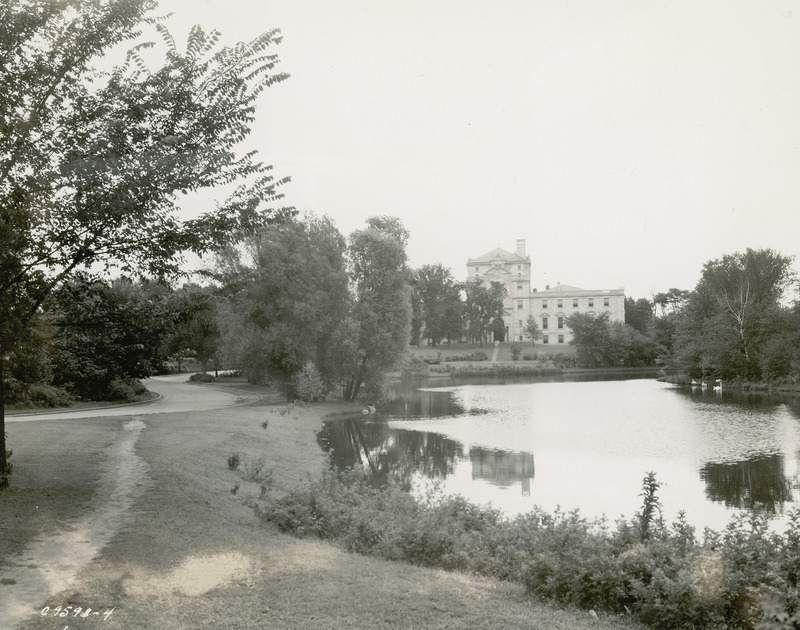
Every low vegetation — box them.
[259,469,800,630]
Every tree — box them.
[567,312,658,368]
[625,297,654,334]
[165,283,221,373]
[1,0,291,487]
[47,275,174,399]
[653,288,690,317]
[566,312,614,367]
[523,314,542,345]
[463,279,506,344]
[674,249,797,381]
[413,264,463,346]
[339,216,413,401]
[214,214,350,388]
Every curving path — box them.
[6,373,254,422]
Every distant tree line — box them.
[566,248,800,383]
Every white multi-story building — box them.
[466,239,625,345]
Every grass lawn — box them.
[0,383,648,630]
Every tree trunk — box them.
[0,355,8,489]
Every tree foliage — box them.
[47,275,174,399]
[214,214,350,389]
[463,279,506,344]
[566,312,658,368]
[165,283,220,373]
[411,264,463,346]
[340,216,413,401]
[523,314,542,345]
[0,0,291,486]
[624,297,654,334]
[673,248,798,381]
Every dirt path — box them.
[0,419,148,628]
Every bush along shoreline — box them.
[257,470,800,630]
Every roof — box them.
[534,284,625,296]
[540,284,585,293]
[467,247,527,264]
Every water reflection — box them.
[319,376,800,530]
[318,418,537,497]
[469,448,535,494]
[700,454,795,512]
[318,418,464,488]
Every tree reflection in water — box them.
[318,418,463,489]
[700,454,795,513]
[318,418,536,496]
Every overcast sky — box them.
[151,0,800,299]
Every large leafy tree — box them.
[412,263,463,346]
[566,312,658,367]
[463,279,506,344]
[624,297,654,334]
[339,216,413,401]
[214,214,350,388]
[674,248,797,381]
[164,283,221,373]
[0,0,291,487]
[48,275,174,399]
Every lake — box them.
[319,375,800,532]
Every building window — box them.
[542,335,549,344]
[519,320,523,327]
[588,298,594,307]
[557,299,563,308]
[475,267,479,273]
[558,334,564,344]
[542,317,548,330]
[558,316,564,329]
[542,300,548,308]
[517,284,522,291]
[604,297,610,307]
[573,299,578,308]
[517,301,523,310]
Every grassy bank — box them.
[1,391,646,630]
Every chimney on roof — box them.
[516,239,526,258]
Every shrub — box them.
[189,372,214,383]
[428,364,451,374]
[105,378,147,401]
[400,357,429,380]
[227,453,240,470]
[421,352,442,365]
[257,469,800,630]
[510,341,523,360]
[292,361,325,402]
[21,383,73,408]
[444,351,489,362]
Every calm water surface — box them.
[319,376,800,531]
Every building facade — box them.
[466,239,625,345]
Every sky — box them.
[149,0,800,299]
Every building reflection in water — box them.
[699,453,796,513]
[469,447,535,496]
